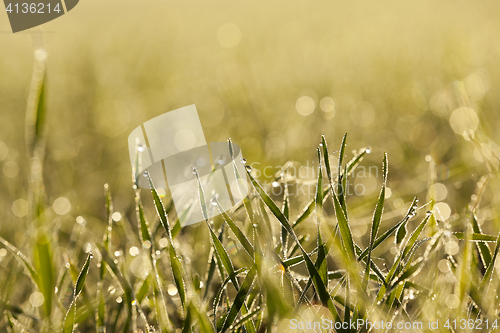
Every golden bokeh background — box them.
[1,0,500,237]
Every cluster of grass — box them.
[1,53,500,333]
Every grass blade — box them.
[337,133,348,211]
[0,236,39,288]
[401,212,432,259]
[480,230,500,289]
[246,169,340,322]
[364,153,387,285]
[331,190,356,261]
[219,266,257,333]
[34,230,54,317]
[62,253,92,333]
[216,200,254,258]
[471,213,492,269]
[357,197,418,262]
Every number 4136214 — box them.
[5,3,61,14]
[444,319,498,330]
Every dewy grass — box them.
[2,56,500,333]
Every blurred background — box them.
[1,0,500,241]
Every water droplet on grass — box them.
[245,165,252,172]
[365,147,372,154]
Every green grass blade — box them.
[148,175,172,240]
[457,225,473,308]
[357,197,419,262]
[231,306,262,331]
[203,228,223,300]
[216,200,254,258]
[321,135,333,183]
[74,253,92,297]
[246,169,340,321]
[135,275,150,304]
[169,245,187,309]
[190,301,216,333]
[331,190,356,261]
[228,138,255,224]
[34,230,54,317]
[0,236,39,288]
[480,230,500,289]
[213,268,246,327]
[182,302,193,333]
[136,198,152,245]
[364,153,387,284]
[454,232,498,242]
[344,277,351,325]
[292,188,329,228]
[62,253,92,333]
[345,147,369,176]
[377,214,432,302]
[337,133,348,211]
[281,171,290,257]
[471,213,492,269]
[149,174,187,312]
[97,244,134,320]
[25,55,46,151]
[315,148,327,286]
[401,212,432,259]
[219,266,257,333]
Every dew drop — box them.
[365,147,372,154]
[245,165,252,172]
[192,166,198,175]
[89,252,94,259]
[218,156,226,165]
[241,158,247,164]
[426,211,433,217]
[272,181,279,187]
[138,144,145,152]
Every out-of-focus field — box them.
[1,1,500,331]
[1,1,500,226]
